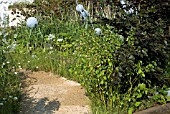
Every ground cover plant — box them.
[0,0,170,114]
[0,31,21,113]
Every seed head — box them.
[26,17,38,28]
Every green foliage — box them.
[0,35,21,113]
[0,0,169,113]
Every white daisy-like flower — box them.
[9,96,13,98]
[94,28,102,35]
[26,17,38,28]
[13,97,18,100]
[32,54,36,58]
[14,34,17,38]
[14,72,17,75]
[48,34,55,41]
[18,65,22,69]
[50,46,53,50]
[0,103,3,106]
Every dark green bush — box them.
[69,0,170,113]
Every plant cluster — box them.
[0,34,20,113]
[0,0,169,114]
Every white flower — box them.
[95,28,102,35]
[32,54,36,58]
[18,65,22,69]
[118,35,124,43]
[14,34,17,38]
[9,96,12,98]
[0,103,3,106]
[50,46,53,50]
[76,4,84,12]
[26,17,38,28]
[13,97,18,100]
[14,72,17,75]
[57,39,63,42]
[48,34,55,41]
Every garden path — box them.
[19,70,91,114]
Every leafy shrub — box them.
[3,1,169,113]
[69,1,170,113]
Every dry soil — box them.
[19,70,91,114]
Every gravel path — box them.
[19,70,91,114]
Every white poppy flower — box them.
[26,17,38,28]
[76,4,84,12]
[95,28,102,35]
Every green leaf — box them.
[109,62,112,66]
[100,80,104,84]
[128,108,134,114]
[137,93,142,98]
[139,83,146,90]
[104,76,107,80]
[135,102,141,107]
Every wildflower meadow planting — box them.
[0,0,170,114]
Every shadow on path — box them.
[19,71,60,114]
[20,97,60,114]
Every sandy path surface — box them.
[19,70,91,114]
